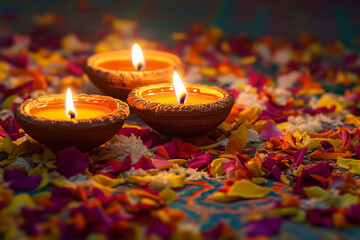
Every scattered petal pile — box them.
[1,11,360,239]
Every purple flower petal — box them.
[292,162,332,196]
[320,141,334,151]
[8,175,42,191]
[245,217,282,237]
[146,219,172,239]
[3,168,27,181]
[345,205,360,225]
[293,147,308,167]
[56,146,90,178]
[306,208,336,227]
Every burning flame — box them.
[66,88,77,119]
[132,44,145,70]
[173,72,188,104]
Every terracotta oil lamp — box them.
[14,88,129,152]
[83,44,185,101]
[127,72,235,137]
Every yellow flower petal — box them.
[213,191,239,202]
[303,186,329,198]
[277,122,292,131]
[210,158,230,177]
[127,175,149,184]
[1,95,17,110]
[0,194,35,215]
[199,142,220,150]
[29,166,46,176]
[237,107,260,123]
[31,191,51,202]
[140,197,158,207]
[251,177,268,185]
[217,122,232,132]
[90,174,125,187]
[269,207,300,217]
[317,94,343,113]
[304,137,343,151]
[51,180,77,188]
[154,209,170,223]
[226,179,271,198]
[168,174,185,189]
[340,193,359,208]
[229,122,247,150]
[91,182,117,195]
[337,157,360,174]
[37,173,50,190]
[168,159,188,166]
[43,148,56,161]
[159,188,176,204]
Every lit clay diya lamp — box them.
[14,89,130,152]
[83,44,185,101]
[127,72,235,137]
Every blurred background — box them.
[1,0,360,47]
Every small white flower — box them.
[105,134,152,163]
[247,129,260,143]
[219,138,229,146]
[185,66,202,83]
[285,113,343,134]
[272,49,292,66]
[10,157,33,171]
[236,92,267,110]
[276,71,301,89]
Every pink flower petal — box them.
[67,62,83,75]
[118,155,132,172]
[152,159,173,170]
[259,121,284,141]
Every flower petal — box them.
[226,179,271,198]
[56,146,90,178]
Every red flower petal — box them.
[187,153,212,169]
[134,156,156,170]
[173,137,201,159]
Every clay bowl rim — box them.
[84,49,183,75]
[127,83,235,116]
[14,94,130,129]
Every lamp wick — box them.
[137,64,144,71]
[69,112,75,119]
[179,94,186,104]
